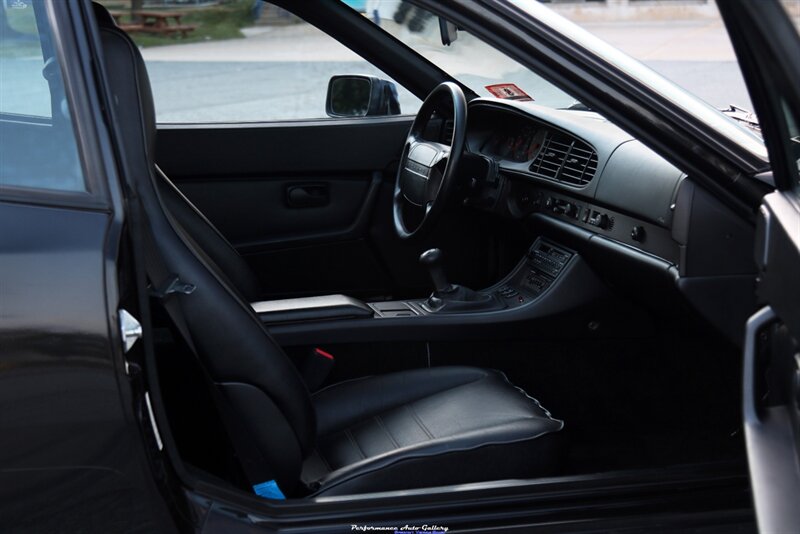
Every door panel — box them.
[156,119,407,299]
[156,118,413,176]
[176,174,377,250]
[743,193,800,533]
[155,118,499,300]
[717,1,800,531]
[176,174,382,299]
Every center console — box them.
[495,239,574,306]
[369,238,575,317]
[252,237,602,345]
[252,238,577,326]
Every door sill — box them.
[182,460,753,532]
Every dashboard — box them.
[457,98,758,346]
[462,99,687,267]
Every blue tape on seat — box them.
[253,480,285,500]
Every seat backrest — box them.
[154,166,262,301]
[94,3,314,492]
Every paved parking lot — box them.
[139,16,752,123]
[585,19,751,111]
[0,14,754,122]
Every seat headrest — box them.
[93,2,117,28]
[95,2,157,180]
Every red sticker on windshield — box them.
[485,83,533,102]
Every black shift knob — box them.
[419,248,452,294]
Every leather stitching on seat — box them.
[312,374,374,397]
[406,403,435,440]
[312,429,561,496]
[344,429,366,460]
[374,415,400,450]
[308,369,565,493]
[313,369,487,400]
[314,371,491,436]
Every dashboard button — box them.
[631,225,646,242]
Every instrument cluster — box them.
[480,124,546,163]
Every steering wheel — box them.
[393,82,467,239]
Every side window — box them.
[104,1,421,123]
[0,1,86,193]
[776,1,800,193]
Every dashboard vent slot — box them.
[530,132,598,186]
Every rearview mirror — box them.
[439,17,458,46]
[326,75,401,118]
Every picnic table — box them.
[109,10,197,38]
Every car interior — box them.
[94,1,758,502]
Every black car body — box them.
[1,0,799,532]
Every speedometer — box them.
[526,129,547,161]
[480,122,544,163]
[511,127,529,162]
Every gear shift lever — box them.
[419,248,453,294]
[418,248,498,312]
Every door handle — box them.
[743,305,777,425]
[285,184,329,208]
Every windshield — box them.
[345,0,767,161]
[348,1,580,109]
[508,0,767,160]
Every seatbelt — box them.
[138,211,286,500]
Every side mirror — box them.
[326,75,401,118]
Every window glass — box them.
[513,0,766,156]
[0,1,50,117]
[360,1,755,112]
[347,1,768,160]
[100,1,421,123]
[778,0,800,191]
[0,0,86,193]
[356,0,580,109]
[553,0,752,111]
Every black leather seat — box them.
[155,166,263,301]
[304,367,562,495]
[94,3,563,497]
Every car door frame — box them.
[0,0,179,530]
[72,0,771,531]
[713,1,800,532]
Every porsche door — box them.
[717,1,800,532]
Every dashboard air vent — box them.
[530,132,598,186]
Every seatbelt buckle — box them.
[301,347,335,392]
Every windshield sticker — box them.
[486,83,533,102]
